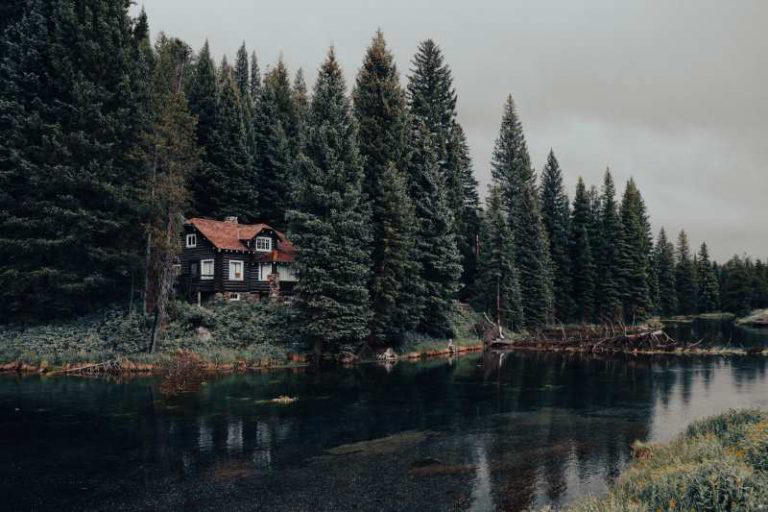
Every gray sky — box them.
[134,0,767,261]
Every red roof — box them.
[186,218,295,262]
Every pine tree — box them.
[619,179,651,322]
[254,59,298,226]
[407,39,480,298]
[447,123,482,300]
[408,123,463,337]
[540,150,574,322]
[570,178,596,323]
[654,228,678,316]
[353,31,419,343]
[407,40,456,150]
[200,58,255,220]
[292,68,309,141]
[594,170,624,322]
[353,31,408,205]
[477,187,524,329]
[186,41,219,215]
[675,230,698,315]
[249,51,261,101]
[0,0,152,319]
[234,42,251,100]
[139,35,200,345]
[491,96,553,327]
[721,256,752,316]
[369,164,420,342]
[696,242,720,313]
[288,49,372,355]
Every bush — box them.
[568,409,768,512]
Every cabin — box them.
[179,216,297,303]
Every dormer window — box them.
[186,234,197,248]
[254,236,272,252]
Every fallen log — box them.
[488,329,683,354]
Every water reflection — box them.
[1,349,768,511]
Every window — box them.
[254,236,272,252]
[186,234,197,248]
[190,263,198,276]
[228,260,244,281]
[228,293,241,301]
[201,259,214,280]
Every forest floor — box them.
[555,409,768,511]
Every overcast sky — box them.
[134,0,767,261]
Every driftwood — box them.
[50,359,123,375]
[488,327,683,353]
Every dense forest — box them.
[1,1,766,354]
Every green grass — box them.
[563,409,768,511]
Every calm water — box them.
[2,324,768,511]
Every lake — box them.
[2,322,768,511]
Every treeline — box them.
[0,2,764,352]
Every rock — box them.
[195,326,213,342]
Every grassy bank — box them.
[562,409,768,511]
[0,301,485,373]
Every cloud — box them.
[135,0,768,261]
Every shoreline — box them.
[0,341,486,376]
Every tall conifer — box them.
[408,124,463,337]
[570,178,596,323]
[654,228,678,316]
[254,59,298,225]
[696,242,720,313]
[407,40,480,298]
[491,96,553,327]
[353,31,419,343]
[595,170,624,322]
[675,230,698,315]
[288,49,372,355]
[0,0,152,318]
[619,179,651,322]
[540,150,574,322]
[477,187,524,330]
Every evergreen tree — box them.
[292,68,309,136]
[753,259,768,308]
[696,242,720,313]
[234,42,251,100]
[407,39,480,298]
[254,59,298,225]
[353,31,418,343]
[491,96,553,327]
[369,164,420,342]
[721,256,752,316]
[249,51,261,101]
[540,150,574,322]
[619,179,651,322]
[407,40,456,151]
[186,41,219,215]
[570,178,596,323]
[0,0,152,319]
[139,35,200,345]
[447,123,482,300]
[288,49,372,355]
[654,228,678,316]
[408,123,463,337]
[477,187,524,329]
[201,58,255,220]
[675,230,698,315]
[594,170,624,322]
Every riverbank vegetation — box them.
[1,2,766,360]
[564,409,768,511]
